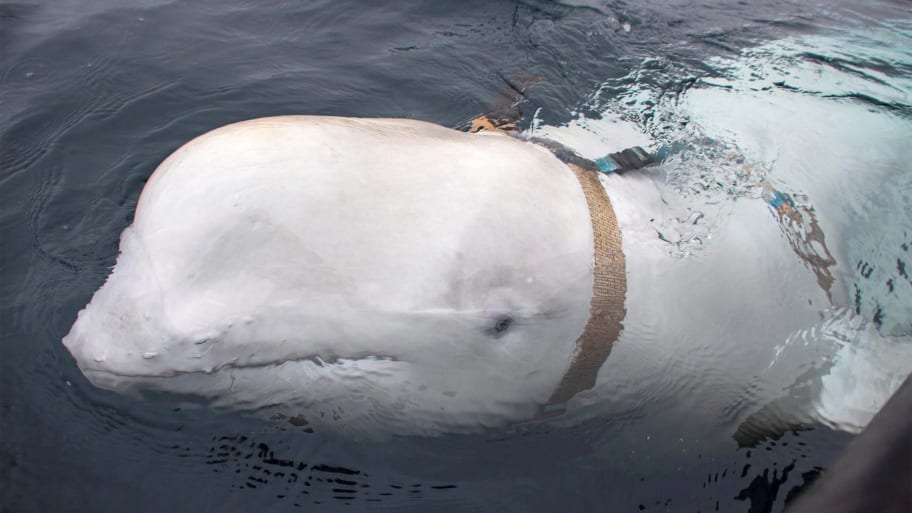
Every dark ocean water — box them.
[2,1,910,512]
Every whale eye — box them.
[486,315,514,338]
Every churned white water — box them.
[528,26,912,438]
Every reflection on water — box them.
[2,1,910,512]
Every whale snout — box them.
[63,314,207,399]
[62,309,145,386]
[62,321,137,394]
[62,291,186,387]
[62,308,113,372]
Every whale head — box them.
[62,116,620,434]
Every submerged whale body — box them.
[63,116,607,435]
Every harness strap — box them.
[542,162,627,415]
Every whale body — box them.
[63,115,910,438]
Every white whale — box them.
[63,116,617,434]
[63,115,910,438]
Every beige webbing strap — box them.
[542,163,627,415]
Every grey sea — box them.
[2,1,910,512]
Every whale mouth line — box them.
[82,352,402,380]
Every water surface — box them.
[2,1,910,511]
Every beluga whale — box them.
[63,113,910,439]
[62,115,632,436]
